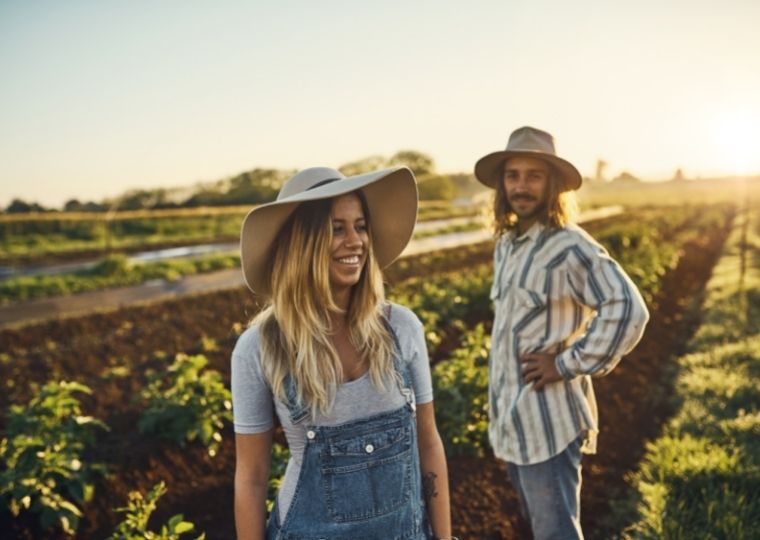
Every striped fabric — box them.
[488,221,649,465]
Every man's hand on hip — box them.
[520,353,563,391]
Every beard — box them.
[509,195,548,221]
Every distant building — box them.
[611,171,641,184]
[595,159,608,182]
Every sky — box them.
[1,0,759,207]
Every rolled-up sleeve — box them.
[555,240,650,379]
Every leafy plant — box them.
[432,324,491,457]
[138,354,232,456]
[106,481,205,540]
[389,264,492,350]
[0,380,108,535]
[624,206,760,539]
[267,442,290,513]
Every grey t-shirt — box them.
[230,303,433,522]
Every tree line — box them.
[5,150,483,214]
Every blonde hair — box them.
[492,161,578,237]
[252,192,396,417]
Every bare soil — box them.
[447,219,732,540]
[0,217,731,539]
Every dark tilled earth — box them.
[0,219,730,539]
[448,223,731,539]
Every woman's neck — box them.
[332,286,351,312]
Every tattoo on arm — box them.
[422,472,439,502]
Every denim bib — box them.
[265,316,432,540]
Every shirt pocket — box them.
[510,286,549,339]
[320,424,413,523]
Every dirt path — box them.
[3,205,715,540]
[0,208,623,329]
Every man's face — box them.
[502,156,551,222]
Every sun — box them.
[714,112,760,175]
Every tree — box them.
[64,199,106,212]
[183,188,226,207]
[63,199,83,212]
[221,168,286,205]
[339,156,388,176]
[388,150,435,178]
[449,173,487,198]
[5,198,48,213]
[118,189,159,211]
[418,175,455,200]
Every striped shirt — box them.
[488,221,649,465]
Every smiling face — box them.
[502,156,551,229]
[328,193,369,296]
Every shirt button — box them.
[306,430,315,440]
[365,444,374,453]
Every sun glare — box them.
[714,112,760,175]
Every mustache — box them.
[510,194,537,202]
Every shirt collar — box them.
[508,221,546,244]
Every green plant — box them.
[623,205,760,539]
[432,324,491,457]
[106,481,205,540]
[138,354,232,456]
[267,442,290,512]
[0,381,108,535]
[389,264,492,350]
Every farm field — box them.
[0,201,481,267]
[623,205,760,538]
[0,195,755,539]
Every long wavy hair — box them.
[492,160,578,237]
[252,191,396,417]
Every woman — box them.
[231,166,455,540]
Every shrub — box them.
[106,481,205,540]
[0,381,108,535]
[432,324,491,457]
[138,354,232,456]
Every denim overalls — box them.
[266,320,432,540]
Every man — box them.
[474,126,649,540]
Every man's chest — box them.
[492,238,585,336]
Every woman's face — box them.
[328,193,369,293]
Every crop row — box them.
[0,202,480,262]
[0,220,486,305]
[1,354,229,536]
[263,203,736,504]
[622,206,760,539]
[0,203,733,537]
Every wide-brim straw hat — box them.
[240,166,418,296]
[474,126,582,191]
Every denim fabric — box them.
[266,318,432,540]
[507,436,584,540]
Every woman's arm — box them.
[416,402,453,540]
[234,429,274,540]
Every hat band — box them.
[307,177,341,191]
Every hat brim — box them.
[240,167,418,296]
[474,150,582,191]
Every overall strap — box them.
[282,373,309,425]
